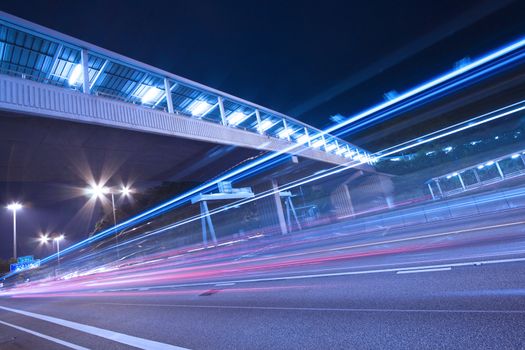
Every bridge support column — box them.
[272,180,289,235]
[200,200,217,246]
[253,180,289,235]
[330,183,355,218]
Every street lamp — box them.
[39,234,50,244]
[6,202,23,260]
[85,184,133,259]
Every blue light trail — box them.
[5,36,525,279]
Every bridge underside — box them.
[0,110,363,186]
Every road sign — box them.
[10,256,40,272]
[17,255,34,264]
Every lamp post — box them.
[85,184,132,259]
[54,235,64,267]
[38,233,63,276]
[6,202,22,260]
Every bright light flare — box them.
[7,202,22,211]
[121,185,132,196]
[86,184,109,199]
[188,100,213,116]
[39,234,50,244]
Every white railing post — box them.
[81,49,90,94]
[255,109,263,134]
[218,96,227,125]
[164,78,174,114]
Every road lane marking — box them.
[0,320,89,350]
[396,267,452,274]
[0,306,188,350]
[95,302,525,314]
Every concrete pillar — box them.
[272,179,288,235]
[330,183,355,217]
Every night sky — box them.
[1,0,525,259]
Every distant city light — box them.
[425,151,436,156]
[187,100,213,116]
[442,146,453,153]
[227,111,249,126]
[140,86,163,104]
[68,64,83,86]
[494,136,499,140]
[390,157,401,161]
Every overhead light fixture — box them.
[335,147,346,155]
[227,111,249,125]
[485,161,495,166]
[297,134,309,145]
[187,100,213,116]
[312,139,325,148]
[325,143,337,152]
[68,64,83,86]
[140,86,163,104]
[258,120,274,132]
[278,128,294,139]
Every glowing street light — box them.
[85,184,109,199]
[39,234,50,244]
[85,184,134,259]
[6,202,23,259]
[54,234,65,267]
